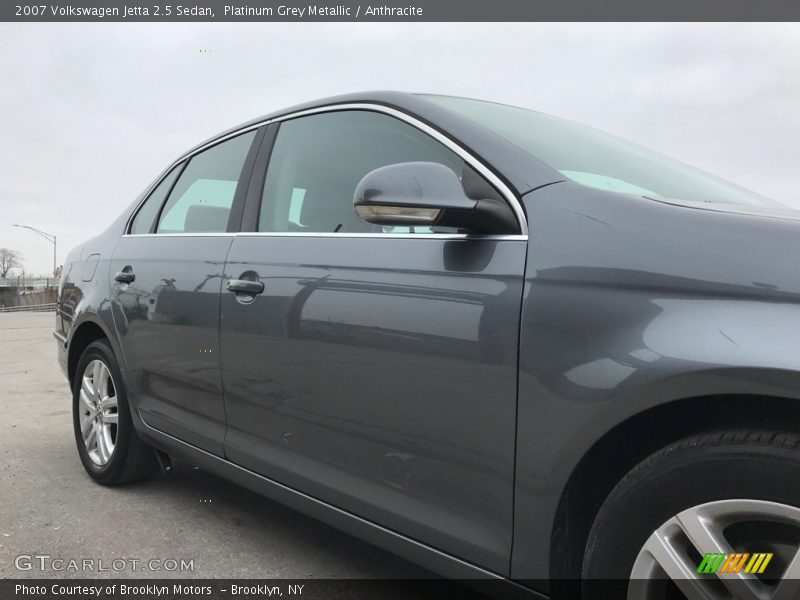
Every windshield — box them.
[424,95,780,208]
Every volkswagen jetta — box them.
[55,92,800,599]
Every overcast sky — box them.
[1,23,799,275]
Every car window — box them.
[129,163,183,234]
[156,130,256,233]
[258,111,491,234]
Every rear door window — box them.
[156,131,256,233]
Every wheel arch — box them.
[549,393,800,580]
[67,316,115,386]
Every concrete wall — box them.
[0,287,56,308]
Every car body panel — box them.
[55,229,124,381]
[511,180,800,580]
[130,409,542,599]
[220,234,526,573]
[108,234,234,456]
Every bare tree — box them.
[0,248,23,278]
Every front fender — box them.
[511,182,800,581]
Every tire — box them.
[582,430,800,599]
[72,339,158,485]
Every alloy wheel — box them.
[78,359,119,466]
[629,499,800,600]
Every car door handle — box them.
[114,271,135,284]
[227,279,264,295]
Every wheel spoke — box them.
[85,422,98,449]
[82,374,96,400]
[95,364,110,397]
[677,506,731,556]
[103,412,118,425]
[92,360,103,389]
[80,413,94,438]
[103,424,115,455]
[96,426,109,462]
[676,506,764,600]
[639,527,723,600]
[100,394,117,410]
[80,389,96,414]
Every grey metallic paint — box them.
[55,92,800,594]
[109,234,234,455]
[513,180,800,581]
[220,234,525,572]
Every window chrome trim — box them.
[235,232,528,241]
[124,232,236,238]
[124,102,529,236]
[123,232,527,241]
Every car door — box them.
[219,110,526,572]
[110,129,260,456]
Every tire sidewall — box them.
[583,438,800,584]
[72,339,134,485]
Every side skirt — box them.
[135,416,542,599]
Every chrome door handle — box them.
[227,279,264,295]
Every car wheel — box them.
[582,430,800,600]
[72,339,158,485]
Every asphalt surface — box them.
[0,312,441,584]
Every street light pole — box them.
[12,224,57,281]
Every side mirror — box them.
[353,162,518,234]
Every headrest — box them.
[184,204,230,233]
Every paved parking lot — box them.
[0,312,438,583]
